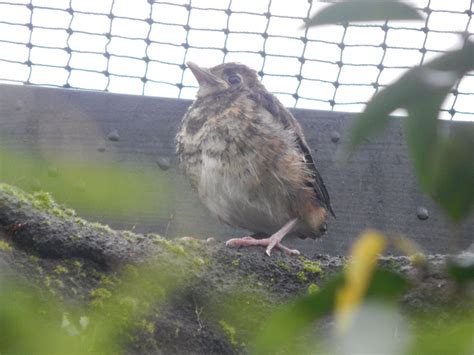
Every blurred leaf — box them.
[428,125,474,221]
[307,1,423,27]
[346,67,457,155]
[447,255,474,285]
[404,95,443,190]
[252,274,344,354]
[0,149,171,217]
[0,280,117,355]
[344,41,474,222]
[366,269,408,301]
[336,230,386,333]
[408,312,474,355]
[346,42,474,154]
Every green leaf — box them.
[404,95,444,191]
[366,268,409,301]
[251,274,344,354]
[252,268,408,353]
[0,149,171,217]
[409,313,474,355]
[428,125,474,221]
[344,41,474,222]
[306,1,423,27]
[346,42,474,154]
[345,67,454,155]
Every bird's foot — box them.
[225,236,300,256]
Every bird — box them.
[176,62,335,256]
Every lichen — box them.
[219,320,238,347]
[0,240,12,251]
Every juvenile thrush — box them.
[176,62,335,256]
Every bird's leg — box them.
[264,218,298,256]
[225,218,300,256]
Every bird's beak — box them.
[187,62,220,86]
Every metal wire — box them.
[0,0,472,120]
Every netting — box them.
[0,0,472,120]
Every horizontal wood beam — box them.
[0,84,472,255]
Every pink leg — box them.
[225,218,300,256]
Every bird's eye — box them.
[227,74,241,85]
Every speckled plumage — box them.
[176,62,334,254]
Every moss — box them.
[0,184,32,205]
[29,255,40,262]
[54,279,65,288]
[51,207,64,217]
[0,183,15,196]
[148,233,162,241]
[0,240,12,251]
[123,264,139,278]
[231,259,240,267]
[70,234,82,241]
[44,276,52,288]
[307,283,320,295]
[75,217,86,226]
[43,276,64,295]
[90,288,113,308]
[32,191,54,210]
[139,319,155,334]
[64,208,76,217]
[193,257,205,267]
[219,320,238,347]
[0,185,79,221]
[122,231,134,240]
[410,253,426,266]
[89,222,113,234]
[302,259,322,274]
[99,274,118,288]
[153,237,188,256]
[297,271,308,283]
[54,265,69,274]
[72,260,83,269]
[276,260,290,271]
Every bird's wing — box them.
[250,90,335,217]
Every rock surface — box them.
[0,184,471,354]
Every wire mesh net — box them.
[0,0,472,120]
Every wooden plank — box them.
[0,84,472,255]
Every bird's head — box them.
[187,62,260,98]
